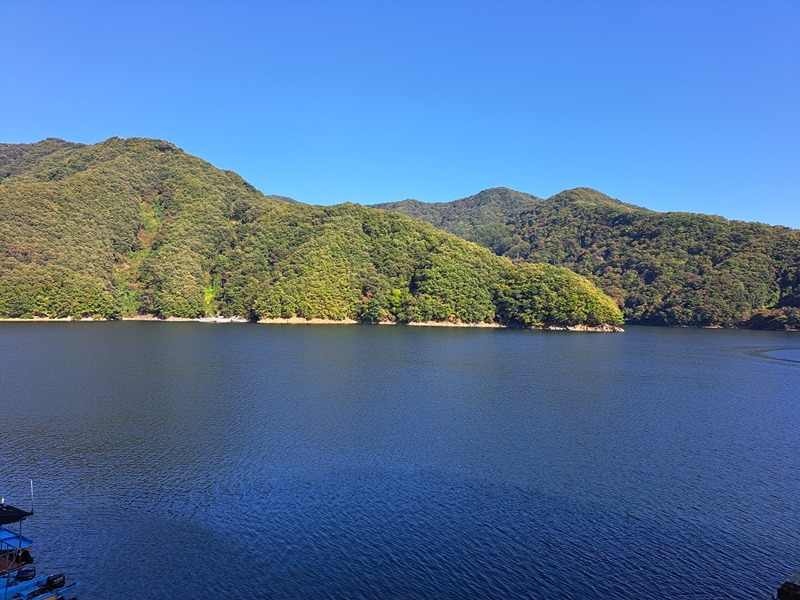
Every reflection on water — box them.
[1,323,798,599]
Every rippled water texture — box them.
[1,323,798,599]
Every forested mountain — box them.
[0,138,85,180]
[376,187,541,241]
[376,187,800,329]
[0,138,622,328]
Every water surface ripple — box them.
[1,323,798,599]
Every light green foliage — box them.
[494,263,624,327]
[0,138,622,327]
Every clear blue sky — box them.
[2,1,799,228]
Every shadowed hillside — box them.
[377,187,800,329]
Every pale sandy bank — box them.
[1,315,622,331]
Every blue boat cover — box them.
[0,528,34,551]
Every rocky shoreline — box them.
[0,314,623,332]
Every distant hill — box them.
[376,187,541,235]
[0,138,622,328]
[377,187,800,329]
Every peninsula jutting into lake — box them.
[1,137,798,329]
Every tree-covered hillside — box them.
[0,138,85,180]
[376,187,540,243]
[0,138,622,328]
[378,187,800,329]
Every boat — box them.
[2,570,77,600]
[778,570,800,600]
[1,495,78,600]
[0,526,33,575]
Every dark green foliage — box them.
[742,307,800,330]
[0,138,622,328]
[381,187,800,329]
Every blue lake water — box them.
[1,322,798,599]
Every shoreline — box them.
[0,314,624,332]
